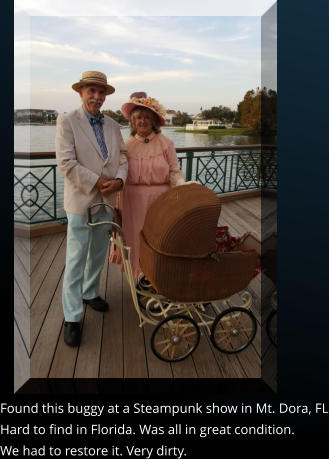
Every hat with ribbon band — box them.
[72,71,115,95]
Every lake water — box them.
[14,124,261,152]
[14,125,265,223]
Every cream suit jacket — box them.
[55,105,128,215]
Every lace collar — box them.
[135,132,156,144]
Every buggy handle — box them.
[87,203,124,239]
[87,203,115,226]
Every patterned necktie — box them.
[89,114,108,159]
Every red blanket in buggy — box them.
[215,226,261,279]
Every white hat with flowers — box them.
[121,92,166,126]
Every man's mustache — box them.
[88,98,102,104]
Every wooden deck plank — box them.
[74,306,103,378]
[262,211,277,236]
[14,238,29,270]
[262,343,277,392]
[14,320,30,393]
[30,234,52,274]
[48,321,79,378]
[225,198,261,224]
[100,262,124,378]
[218,210,258,241]
[203,333,247,378]
[250,275,275,324]
[15,234,31,252]
[14,237,30,270]
[236,344,261,378]
[122,277,148,378]
[234,197,261,219]
[30,275,64,378]
[252,318,262,357]
[30,232,66,305]
[14,279,30,352]
[221,202,261,238]
[191,332,223,378]
[249,274,261,298]
[14,252,30,306]
[171,353,198,378]
[262,196,277,219]
[30,238,66,348]
[30,237,40,251]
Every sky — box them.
[14,0,276,115]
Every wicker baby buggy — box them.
[88,184,260,362]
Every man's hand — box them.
[95,178,123,195]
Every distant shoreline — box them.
[15,122,56,126]
[175,127,255,136]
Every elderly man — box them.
[56,70,128,347]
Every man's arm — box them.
[55,114,100,194]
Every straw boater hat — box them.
[72,71,115,95]
[121,92,166,126]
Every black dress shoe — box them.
[83,296,109,312]
[64,322,81,347]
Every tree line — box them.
[101,110,128,125]
[14,111,58,124]
[101,109,193,126]
[102,86,277,134]
[199,87,277,134]
[236,87,277,134]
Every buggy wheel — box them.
[151,315,200,362]
[266,309,277,346]
[211,307,257,354]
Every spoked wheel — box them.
[151,314,200,362]
[210,307,257,354]
[266,309,277,346]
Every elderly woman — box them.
[110,92,185,278]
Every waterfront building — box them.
[186,109,227,130]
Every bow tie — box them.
[89,114,104,125]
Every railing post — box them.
[185,151,194,181]
[53,165,57,220]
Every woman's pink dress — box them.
[109,132,184,278]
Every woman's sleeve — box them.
[165,140,185,187]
